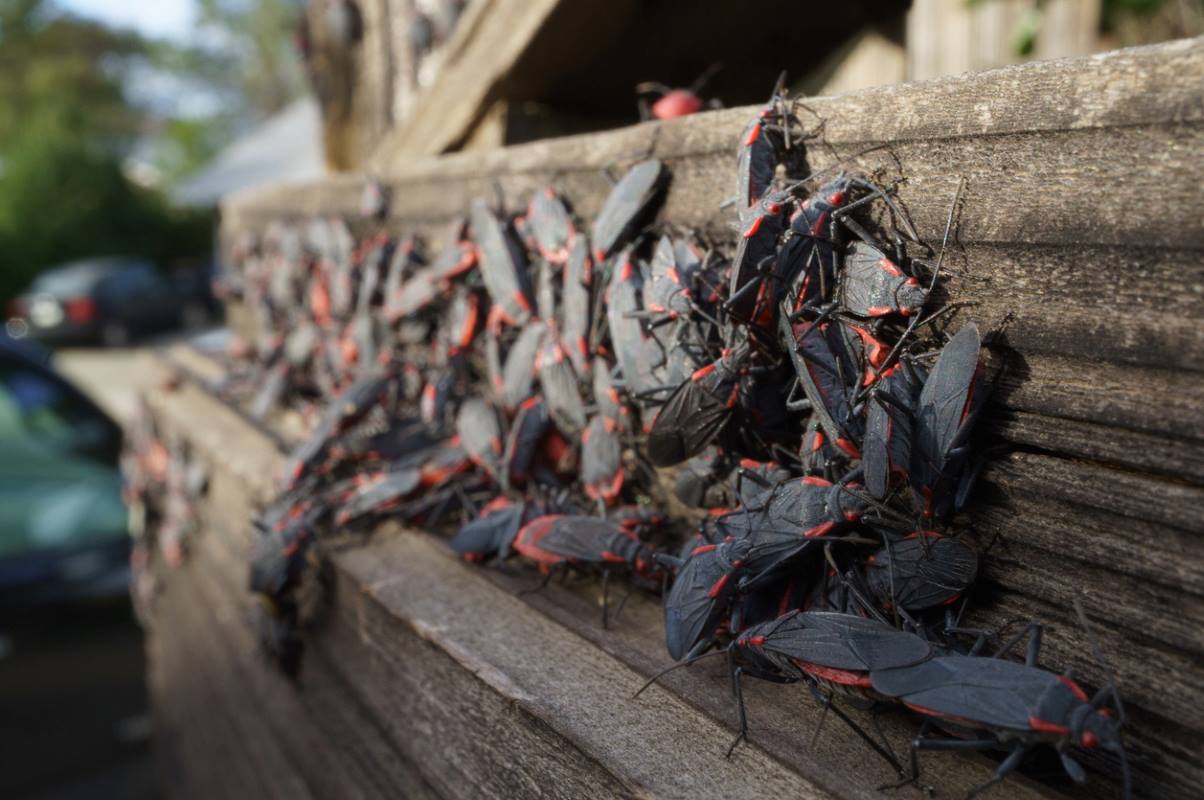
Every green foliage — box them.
[0,0,212,302]
[194,0,307,117]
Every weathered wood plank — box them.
[147,342,1204,799]
[222,39,1204,472]
[173,38,1204,800]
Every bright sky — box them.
[58,0,197,41]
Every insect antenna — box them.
[632,649,728,698]
[1073,596,1128,725]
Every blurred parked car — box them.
[170,259,224,330]
[5,256,207,346]
[0,333,128,605]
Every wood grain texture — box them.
[172,38,1204,800]
[145,344,1202,799]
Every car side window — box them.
[101,264,170,302]
[0,357,119,464]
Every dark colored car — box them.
[169,259,224,329]
[0,333,129,605]
[7,257,182,346]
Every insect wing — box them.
[872,656,1057,731]
[582,416,624,503]
[645,378,729,467]
[504,397,550,484]
[537,333,587,434]
[560,235,593,375]
[537,516,631,563]
[663,538,751,661]
[469,198,534,324]
[867,536,978,611]
[500,321,547,411]
[527,188,573,263]
[591,159,666,261]
[840,241,925,318]
[457,398,505,483]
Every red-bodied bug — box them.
[456,397,506,487]
[450,498,534,563]
[864,533,978,619]
[726,188,792,327]
[591,159,668,263]
[840,241,926,318]
[498,320,546,412]
[468,197,535,326]
[427,217,479,284]
[385,267,438,322]
[381,235,422,307]
[333,466,422,527]
[909,323,990,520]
[734,74,797,217]
[605,248,658,400]
[523,187,575,265]
[863,362,924,499]
[714,475,867,593]
[280,368,393,490]
[560,234,593,377]
[581,415,624,505]
[655,535,753,661]
[781,317,864,459]
[635,65,721,120]
[503,397,550,486]
[871,618,1130,799]
[536,330,587,434]
[513,514,659,627]
[645,343,749,467]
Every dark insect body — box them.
[591,159,667,263]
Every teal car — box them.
[0,336,128,604]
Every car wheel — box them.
[101,321,130,347]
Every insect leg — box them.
[991,620,1044,666]
[808,685,906,778]
[966,743,1028,799]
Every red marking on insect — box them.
[805,521,835,539]
[652,90,704,119]
[810,210,829,237]
[1028,716,1071,736]
[877,258,903,278]
[867,305,893,317]
[802,475,831,487]
[513,290,533,315]
[744,635,766,648]
[797,661,872,688]
[1058,675,1090,702]
[743,121,762,147]
[482,496,512,514]
[600,550,627,564]
[744,216,764,238]
[691,543,718,557]
[835,438,862,458]
[707,574,730,598]
[692,362,717,382]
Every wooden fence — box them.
[146,38,1202,799]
